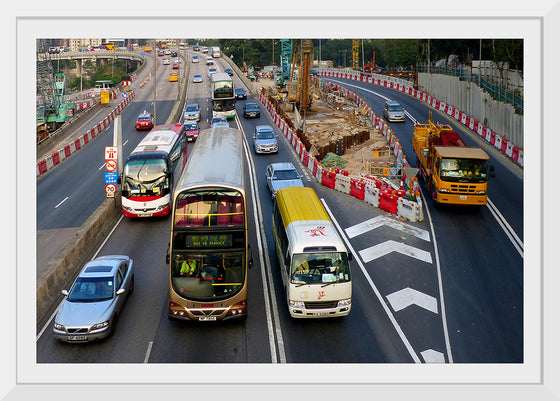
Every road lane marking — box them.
[237,114,286,364]
[359,240,433,264]
[54,197,69,209]
[144,341,153,363]
[345,215,430,241]
[386,287,438,314]
[421,349,446,363]
[320,199,421,363]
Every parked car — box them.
[184,103,201,121]
[243,102,260,119]
[193,73,203,83]
[211,115,228,128]
[253,125,278,154]
[235,87,247,100]
[53,255,134,343]
[224,67,234,76]
[135,111,154,130]
[184,120,199,141]
[265,162,304,197]
[383,100,406,122]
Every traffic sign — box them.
[121,92,128,99]
[105,184,117,198]
[105,160,117,172]
[104,171,118,185]
[105,146,118,160]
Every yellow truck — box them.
[412,113,491,206]
[143,45,152,53]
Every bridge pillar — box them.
[76,59,82,77]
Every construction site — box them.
[255,39,398,179]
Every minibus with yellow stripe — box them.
[272,186,352,318]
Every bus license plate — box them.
[68,335,87,341]
[460,196,467,200]
[199,316,216,321]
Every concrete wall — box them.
[418,73,523,148]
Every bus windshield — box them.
[213,81,233,98]
[439,158,488,183]
[122,159,169,197]
[291,252,351,285]
[171,251,245,301]
[174,188,244,227]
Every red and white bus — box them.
[121,123,187,218]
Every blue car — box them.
[225,68,234,76]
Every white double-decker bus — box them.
[211,72,236,120]
[121,123,187,218]
[272,186,352,318]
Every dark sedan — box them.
[243,102,260,119]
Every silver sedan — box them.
[53,255,134,343]
[265,162,304,197]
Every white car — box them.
[193,74,202,83]
[162,58,170,65]
[192,55,199,63]
[206,56,214,65]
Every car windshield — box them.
[138,115,151,121]
[186,105,199,112]
[194,74,201,79]
[67,276,114,302]
[185,122,198,130]
[246,104,258,110]
[257,129,275,139]
[274,169,299,180]
[235,88,245,94]
[388,104,403,112]
[291,252,350,285]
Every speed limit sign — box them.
[105,184,117,198]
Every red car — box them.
[172,62,179,69]
[184,120,199,142]
[135,112,154,130]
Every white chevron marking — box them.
[359,240,433,264]
[386,287,438,314]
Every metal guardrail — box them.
[417,65,523,115]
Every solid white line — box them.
[320,199,421,363]
[486,198,523,257]
[144,341,153,363]
[422,199,454,363]
[236,115,286,364]
[54,197,69,208]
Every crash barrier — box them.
[258,90,424,222]
[37,90,136,177]
[319,68,523,167]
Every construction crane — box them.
[275,39,292,90]
[36,42,75,140]
[352,39,360,70]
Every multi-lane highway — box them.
[36,47,523,370]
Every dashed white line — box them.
[54,197,69,208]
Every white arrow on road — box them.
[421,349,446,363]
[345,215,430,242]
[387,287,438,314]
[359,240,433,264]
